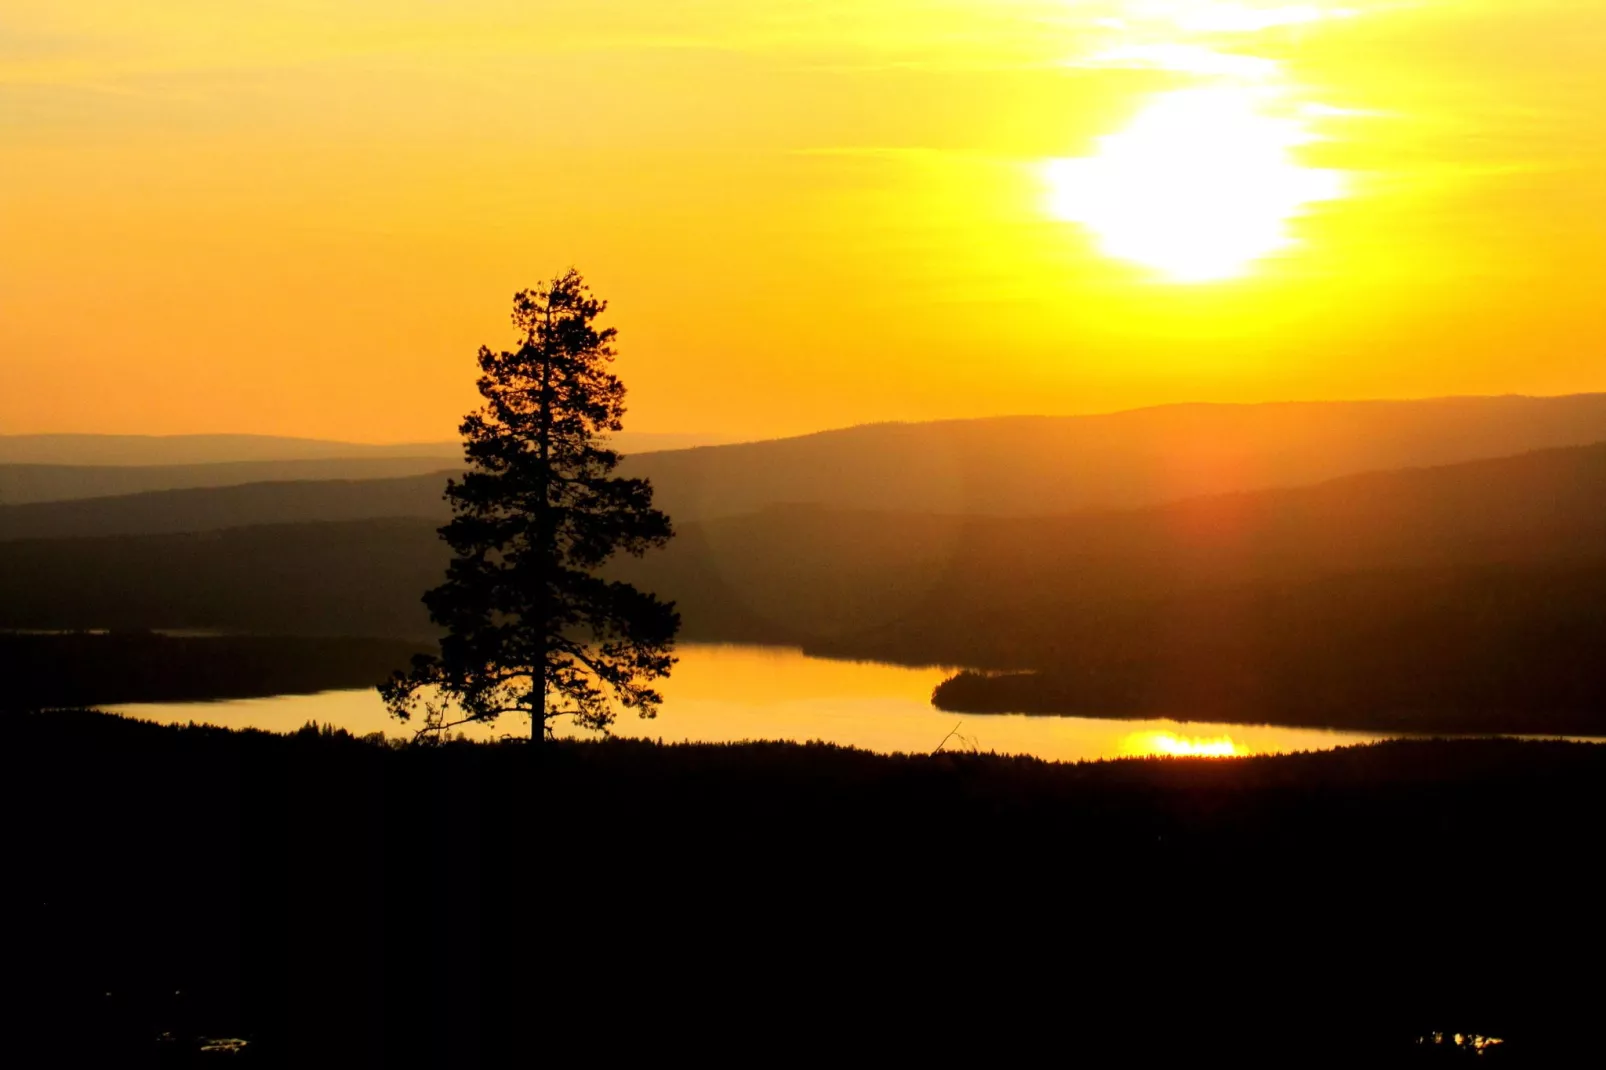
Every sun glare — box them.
[1123,731,1245,757]
[1149,2,1351,34]
[1046,87,1345,282]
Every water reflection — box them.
[1122,731,1243,757]
[111,643,1403,763]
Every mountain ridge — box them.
[8,429,1606,542]
[6,436,1606,654]
[0,430,733,469]
[9,392,1606,518]
[617,392,1606,521]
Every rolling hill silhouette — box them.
[620,393,1606,521]
[5,439,1606,733]
[0,431,734,505]
[611,439,1606,654]
[0,433,460,467]
[0,471,453,540]
[0,460,459,510]
[7,440,1606,640]
[11,393,1606,522]
[0,430,731,467]
[0,518,445,638]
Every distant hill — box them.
[0,431,730,469]
[2,632,433,709]
[8,422,1606,733]
[0,431,734,505]
[0,458,460,507]
[0,471,453,540]
[5,438,1606,658]
[613,439,1606,659]
[0,433,461,467]
[927,561,1606,735]
[0,518,447,639]
[13,392,1606,521]
[620,393,1606,521]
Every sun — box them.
[1045,87,1345,283]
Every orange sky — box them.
[3,1,1604,442]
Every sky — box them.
[3,1,1604,442]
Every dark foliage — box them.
[0,633,432,709]
[6,710,1605,1063]
[384,272,678,740]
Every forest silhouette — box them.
[10,709,1605,1063]
[9,295,1606,1063]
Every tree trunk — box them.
[533,312,554,746]
[532,618,546,744]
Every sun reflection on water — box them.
[1121,731,1245,757]
[110,647,1412,763]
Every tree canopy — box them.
[383,270,679,741]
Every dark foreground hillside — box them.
[7,710,1604,1065]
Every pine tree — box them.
[383,270,679,742]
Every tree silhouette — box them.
[382,270,679,742]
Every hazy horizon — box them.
[6,388,1606,449]
[6,2,1605,442]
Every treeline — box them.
[0,632,434,709]
[0,519,446,638]
[9,710,1606,1062]
[928,562,1606,734]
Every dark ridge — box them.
[0,632,434,708]
[619,392,1606,521]
[0,471,454,540]
[6,711,1604,1063]
[0,518,449,639]
[0,457,461,506]
[5,441,1606,733]
[19,393,1606,514]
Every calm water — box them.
[110,643,1409,762]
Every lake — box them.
[109,642,1410,762]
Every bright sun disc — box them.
[1046,87,1345,282]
